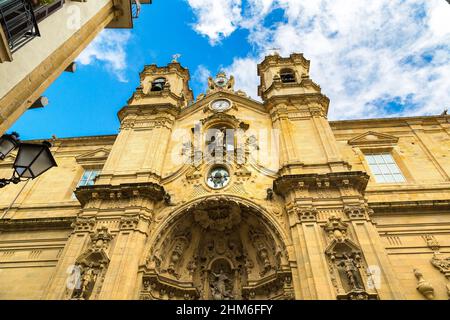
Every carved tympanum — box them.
[140,198,293,300]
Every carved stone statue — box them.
[167,238,188,276]
[338,254,363,291]
[210,269,233,300]
[72,265,97,299]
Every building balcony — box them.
[0,0,150,62]
[0,0,64,62]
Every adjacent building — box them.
[0,53,449,300]
[0,0,151,134]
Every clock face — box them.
[207,167,230,189]
[211,99,231,112]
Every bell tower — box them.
[132,60,194,108]
[96,60,193,186]
[258,52,347,174]
[259,53,404,300]
[258,52,311,101]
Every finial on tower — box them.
[268,47,281,56]
[171,53,181,63]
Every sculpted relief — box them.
[140,198,293,300]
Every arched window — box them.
[280,68,296,83]
[150,77,166,91]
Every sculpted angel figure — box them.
[210,269,233,300]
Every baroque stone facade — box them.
[0,53,449,300]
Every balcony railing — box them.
[0,0,40,52]
[33,0,64,23]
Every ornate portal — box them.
[140,198,293,300]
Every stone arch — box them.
[139,195,294,300]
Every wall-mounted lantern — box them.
[0,132,57,188]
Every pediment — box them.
[348,131,399,146]
[76,248,110,267]
[325,238,361,257]
[76,148,110,164]
[186,90,264,115]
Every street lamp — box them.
[0,134,57,188]
[0,132,19,160]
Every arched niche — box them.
[139,197,294,300]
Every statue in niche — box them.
[337,254,363,291]
[250,230,272,275]
[72,264,98,299]
[167,237,188,276]
[210,269,234,300]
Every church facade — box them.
[0,53,449,300]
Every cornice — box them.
[118,103,181,123]
[139,62,191,81]
[260,78,323,101]
[264,93,330,117]
[0,217,75,231]
[370,200,450,214]
[274,171,370,196]
[330,115,450,130]
[75,182,166,206]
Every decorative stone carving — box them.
[193,201,241,231]
[266,188,274,201]
[274,172,369,197]
[344,205,367,220]
[75,182,165,208]
[163,192,172,205]
[71,217,96,233]
[323,216,348,242]
[90,226,113,251]
[414,269,435,300]
[70,227,113,300]
[142,198,292,300]
[337,254,364,291]
[119,215,140,230]
[207,72,235,93]
[423,234,440,252]
[210,268,234,300]
[296,207,318,223]
[324,231,377,300]
[250,229,273,276]
[430,252,450,278]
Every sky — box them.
[10,0,450,140]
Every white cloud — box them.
[224,57,259,98]
[186,0,242,45]
[193,65,212,92]
[77,30,132,82]
[186,0,450,119]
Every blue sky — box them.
[10,0,450,140]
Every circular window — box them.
[206,167,230,189]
